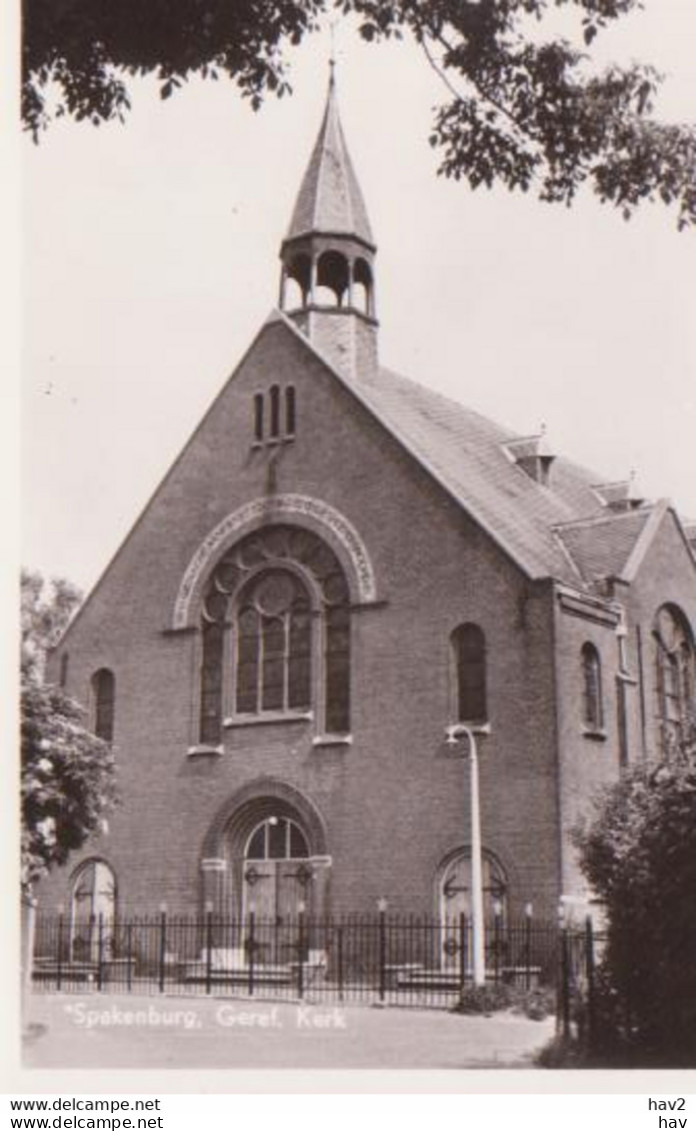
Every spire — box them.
[285,69,374,248]
[279,66,379,383]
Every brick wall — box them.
[41,319,567,922]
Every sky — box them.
[22,1,696,595]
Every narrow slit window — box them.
[91,668,115,742]
[285,386,296,437]
[452,624,487,723]
[269,385,280,439]
[582,643,603,731]
[253,394,264,442]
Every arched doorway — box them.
[436,849,508,969]
[201,782,331,939]
[69,858,117,961]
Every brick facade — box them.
[38,81,696,934]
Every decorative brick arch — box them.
[200,778,329,862]
[172,494,377,628]
[198,778,332,918]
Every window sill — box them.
[582,728,607,742]
[251,437,295,450]
[223,711,313,729]
[312,734,353,749]
[187,744,224,758]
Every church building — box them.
[42,72,696,934]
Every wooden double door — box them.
[241,816,315,964]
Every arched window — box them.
[199,525,351,743]
[353,257,373,316]
[91,668,115,742]
[70,859,117,961]
[236,570,312,715]
[253,393,264,442]
[654,605,695,755]
[269,385,280,439]
[581,643,603,731]
[245,816,309,861]
[285,386,296,436]
[316,250,350,307]
[451,624,487,723]
[285,253,311,308]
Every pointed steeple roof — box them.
[285,67,375,248]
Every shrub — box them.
[575,737,696,1064]
[453,982,554,1020]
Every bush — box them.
[575,739,696,1064]
[453,982,555,1020]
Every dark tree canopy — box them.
[22,1,696,228]
[575,718,696,1063]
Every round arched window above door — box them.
[245,816,310,861]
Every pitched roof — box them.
[554,509,652,585]
[285,72,374,247]
[271,310,660,587]
[357,367,605,583]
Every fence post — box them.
[205,902,214,996]
[158,905,167,994]
[559,922,571,1039]
[584,915,596,1050]
[21,893,38,1018]
[524,904,533,991]
[337,923,344,1002]
[297,903,306,1000]
[493,905,502,984]
[126,922,133,993]
[97,914,105,992]
[248,906,256,998]
[378,899,387,1004]
[56,907,65,992]
[458,913,467,998]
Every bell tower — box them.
[279,65,378,382]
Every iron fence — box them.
[31,910,579,1010]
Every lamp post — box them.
[445,722,491,987]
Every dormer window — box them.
[253,386,296,446]
[591,474,644,512]
[503,429,555,487]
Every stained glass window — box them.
[91,668,115,742]
[581,643,603,731]
[198,525,351,740]
[654,605,695,755]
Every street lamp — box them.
[445,721,491,987]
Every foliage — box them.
[21,568,81,680]
[535,1032,586,1067]
[21,680,117,892]
[453,981,555,1019]
[22,0,696,228]
[20,571,117,893]
[575,721,696,1064]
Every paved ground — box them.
[23,993,555,1070]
